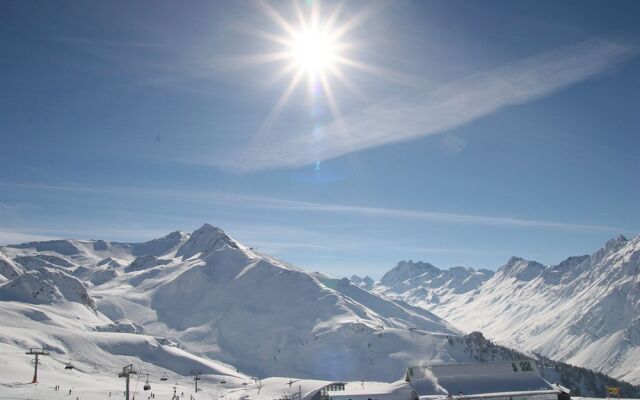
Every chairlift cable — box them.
[133,370,142,398]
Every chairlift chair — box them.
[144,374,151,391]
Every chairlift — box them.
[64,358,75,370]
[220,380,227,384]
[161,376,168,381]
[144,374,151,391]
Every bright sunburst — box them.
[236,1,377,133]
[291,28,337,75]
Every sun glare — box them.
[291,29,337,75]
[236,1,382,159]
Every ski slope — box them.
[0,224,489,387]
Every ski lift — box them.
[220,380,227,384]
[160,375,168,381]
[144,374,151,391]
[64,358,75,370]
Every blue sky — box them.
[1,0,639,278]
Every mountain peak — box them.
[605,234,628,248]
[506,256,524,264]
[198,223,219,231]
[349,274,374,289]
[176,223,239,259]
[498,257,545,282]
[380,260,440,287]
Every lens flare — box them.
[234,1,386,174]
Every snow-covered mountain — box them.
[374,235,640,385]
[368,260,494,307]
[350,275,374,290]
[2,224,638,396]
[0,223,502,385]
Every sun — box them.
[232,1,379,131]
[291,29,337,76]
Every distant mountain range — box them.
[0,224,478,383]
[354,235,640,385]
[0,224,637,397]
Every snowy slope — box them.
[0,223,506,386]
[367,260,494,308]
[377,236,640,385]
[0,251,23,283]
[0,266,96,308]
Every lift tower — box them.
[118,364,138,400]
[26,348,49,383]
[191,369,202,393]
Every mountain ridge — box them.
[1,224,637,396]
[369,234,640,385]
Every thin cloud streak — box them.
[0,230,58,245]
[0,226,177,246]
[218,193,620,232]
[0,182,624,232]
[218,39,636,171]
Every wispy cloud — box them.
[212,193,621,232]
[0,226,177,246]
[0,182,624,232]
[216,39,636,171]
[0,230,57,245]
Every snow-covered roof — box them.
[225,377,343,400]
[419,390,562,400]
[406,361,554,396]
[331,380,417,398]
